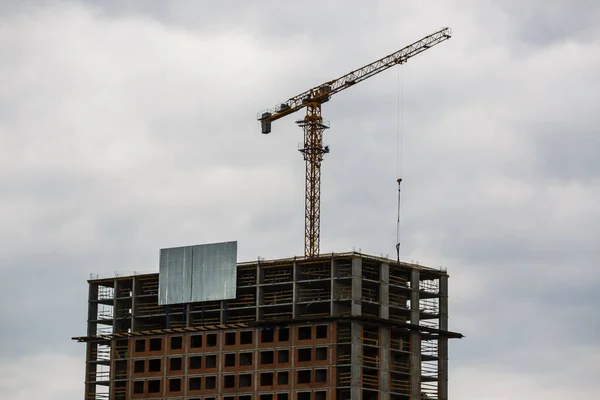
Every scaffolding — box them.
[238,266,257,286]
[263,288,293,305]
[262,264,293,283]
[297,287,330,302]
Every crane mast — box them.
[258,28,451,257]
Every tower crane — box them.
[258,28,451,258]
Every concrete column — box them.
[380,263,390,319]
[438,274,449,400]
[292,261,297,318]
[351,320,362,400]
[410,269,421,400]
[379,326,390,400]
[351,257,362,316]
[256,263,261,321]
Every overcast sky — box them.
[1,0,599,399]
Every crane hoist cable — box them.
[258,28,452,258]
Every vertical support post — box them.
[410,269,421,400]
[438,274,449,400]
[379,326,390,400]
[351,320,362,400]
[351,257,362,317]
[85,283,99,400]
[380,263,389,319]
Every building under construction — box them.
[74,242,462,400]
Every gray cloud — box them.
[1,1,599,399]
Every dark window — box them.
[316,347,328,361]
[315,369,327,382]
[298,348,312,362]
[316,325,327,339]
[278,349,289,363]
[170,357,182,371]
[134,360,144,373]
[225,353,236,367]
[240,331,253,344]
[189,356,202,369]
[298,370,311,384]
[171,336,183,350]
[149,338,162,351]
[225,332,236,345]
[133,381,144,394]
[224,375,235,388]
[298,326,312,340]
[260,372,274,386]
[169,378,181,392]
[206,333,217,347]
[241,396,252,400]
[190,334,202,348]
[240,352,253,366]
[278,371,289,385]
[148,379,160,393]
[278,394,289,400]
[205,376,216,389]
[315,391,327,400]
[278,327,290,341]
[148,359,161,372]
[135,339,145,352]
[260,350,274,364]
[189,377,201,391]
[206,354,217,368]
[261,328,274,343]
[239,373,252,388]
[298,392,311,400]
[261,395,273,400]
[225,397,235,400]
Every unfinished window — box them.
[278,394,289,400]
[206,354,217,368]
[149,338,162,351]
[134,360,144,373]
[189,356,202,369]
[298,348,312,362]
[239,373,252,388]
[316,325,327,339]
[278,371,289,385]
[298,370,311,384]
[224,375,235,388]
[225,332,236,346]
[261,328,274,343]
[240,352,253,366]
[278,327,290,341]
[225,397,235,400]
[298,326,312,340]
[260,372,274,386]
[240,395,252,400]
[316,347,328,361]
[260,350,274,365]
[225,353,236,367]
[171,336,183,350]
[260,395,273,400]
[148,358,161,372]
[133,381,144,394]
[206,333,217,347]
[170,357,182,371]
[135,339,145,352]
[148,379,160,393]
[189,377,201,391]
[297,392,311,400]
[240,331,253,344]
[190,334,202,348]
[205,376,216,389]
[278,349,289,363]
[315,369,327,382]
[315,391,327,400]
[169,378,181,392]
